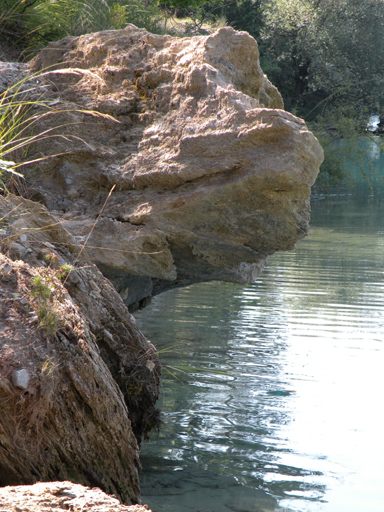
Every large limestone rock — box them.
[0,24,322,508]
[0,194,160,503]
[15,25,323,309]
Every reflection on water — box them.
[135,195,384,512]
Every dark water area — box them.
[135,193,384,512]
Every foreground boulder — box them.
[0,194,160,502]
[0,481,152,511]
[14,25,323,309]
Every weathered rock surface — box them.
[0,481,152,511]
[0,194,160,503]
[10,25,323,309]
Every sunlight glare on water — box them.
[135,195,384,512]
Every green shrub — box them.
[0,0,165,56]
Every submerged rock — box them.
[14,25,323,309]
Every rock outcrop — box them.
[0,23,322,506]
[0,481,152,511]
[11,25,323,309]
[0,194,160,503]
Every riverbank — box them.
[0,23,321,508]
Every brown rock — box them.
[0,195,160,502]
[5,25,322,309]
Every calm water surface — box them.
[135,195,384,512]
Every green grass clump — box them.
[0,75,66,193]
[0,68,120,194]
[0,0,165,57]
[30,272,64,336]
[0,77,41,192]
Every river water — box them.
[134,193,384,512]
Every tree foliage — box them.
[158,0,226,33]
[260,0,384,126]
[223,0,262,39]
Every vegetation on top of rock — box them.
[2,0,382,126]
[0,0,160,56]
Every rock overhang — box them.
[8,24,323,309]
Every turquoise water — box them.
[135,194,384,512]
[320,137,384,195]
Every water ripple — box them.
[136,196,384,512]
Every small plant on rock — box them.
[28,254,77,336]
[0,72,65,194]
[30,272,63,335]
